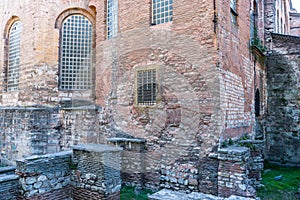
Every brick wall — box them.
[0,0,268,193]
[218,0,257,138]
[218,147,256,198]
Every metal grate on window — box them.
[60,15,92,90]
[137,69,156,106]
[107,0,118,39]
[7,21,22,91]
[152,0,173,25]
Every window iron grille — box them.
[7,21,22,91]
[152,0,173,25]
[59,15,92,90]
[137,69,156,105]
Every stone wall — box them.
[72,144,122,200]
[107,138,146,187]
[218,147,256,198]
[290,13,300,36]
[266,33,300,166]
[16,151,72,198]
[0,107,61,165]
[1,144,122,199]
[0,173,19,200]
[0,107,102,165]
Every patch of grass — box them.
[257,162,300,200]
[120,186,154,200]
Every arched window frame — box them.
[55,8,96,91]
[3,17,22,92]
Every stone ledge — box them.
[108,137,146,143]
[16,151,72,163]
[0,166,16,174]
[72,144,122,153]
[218,147,250,161]
[148,189,258,200]
[0,174,19,183]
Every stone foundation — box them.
[72,144,122,198]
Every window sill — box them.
[150,21,172,31]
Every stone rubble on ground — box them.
[148,189,260,200]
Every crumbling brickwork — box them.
[266,34,300,166]
[0,0,299,198]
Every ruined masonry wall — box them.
[16,151,72,198]
[266,34,300,166]
[0,107,102,165]
[72,144,122,200]
[0,174,19,200]
[218,147,256,198]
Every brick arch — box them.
[3,16,20,39]
[55,8,96,29]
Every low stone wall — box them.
[0,174,19,200]
[16,151,72,198]
[218,147,256,198]
[72,144,122,200]
[160,162,199,193]
[107,138,145,187]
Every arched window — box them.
[255,89,260,117]
[7,21,22,91]
[59,14,92,90]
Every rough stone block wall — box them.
[160,162,199,193]
[18,186,72,200]
[266,34,300,166]
[0,174,19,200]
[72,144,122,199]
[16,151,72,198]
[0,106,102,166]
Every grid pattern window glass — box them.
[60,15,92,90]
[152,0,173,25]
[7,21,22,91]
[137,69,156,105]
[107,0,118,39]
